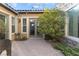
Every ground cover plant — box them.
[52,42,79,56]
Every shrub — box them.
[21,34,27,40]
[14,33,27,41]
[38,9,65,41]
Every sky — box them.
[8,3,56,10]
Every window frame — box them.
[21,17,27,33]
[12,16,15,33]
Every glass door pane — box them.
[30,18,35,35]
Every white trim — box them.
[21,16,27,33]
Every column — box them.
[35,19,37,37]
[27,17,30,38]
[15,16,18,33]
[9,15,12,40]
[65,12,69,36]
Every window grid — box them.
[22,18,27,32]
[12,17,15,33]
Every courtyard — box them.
[0,3,79,56]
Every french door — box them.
[29,18,38,36]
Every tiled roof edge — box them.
[1,3,18,14]
[1,3,44,13]
[16,9,44,12]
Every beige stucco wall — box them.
[17,13,42,39]
[0,5,43,40]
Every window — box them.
[0,14,5,39]
[22,18,26,32]
[68,7,79,37]
[12,17,15,33]
[68,12,73,36]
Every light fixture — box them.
[30,19,34,22]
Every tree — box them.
[38,9,65,40]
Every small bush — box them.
[14,33,27,41]
[21,34,27,40]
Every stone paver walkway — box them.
[0,36,64,56]
[12,36,64,56]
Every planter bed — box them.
[44,35,79,56]
[51,41,79,56]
